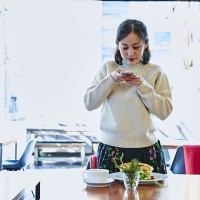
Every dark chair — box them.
[2,140,36,171]
[170,146,186,174]
[163,148,171,167]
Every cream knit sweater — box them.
[84,61,173,148]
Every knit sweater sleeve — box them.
[84,62,117,111]
[136,68,173,120]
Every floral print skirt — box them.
[97,140,167,174]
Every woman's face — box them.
[118,32,148,65]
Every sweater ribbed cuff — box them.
[136,79,153,94]
[106,74,117,86]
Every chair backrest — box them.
[183,145,200,174]
[170,146,186,174]
[16,140,36,169]
[86,155,98,169]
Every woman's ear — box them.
[144,41,149,49]
[116,43,119,50]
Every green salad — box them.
[113,153,140,175]
[113,153,153,180]
[139,169,151,180]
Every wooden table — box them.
[0,137,17,171]
[0,170,40,200]
[161,138,200,149]
[26,124,98,165]
[31,168,200,200]
[26,124,96,141]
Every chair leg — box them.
[163,148,171,167]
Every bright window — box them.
[101,2,200,142]
[1,1,200,144]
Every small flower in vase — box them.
[114,154,140,190]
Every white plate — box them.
[83,177,115,187]
[109,172,167,184]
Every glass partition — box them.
[0,1,200,145]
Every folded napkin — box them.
[183,145,200,174]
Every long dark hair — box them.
[114,19,151,65]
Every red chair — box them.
[86,155,98,169]
[183,145,200,174]
[170,145,200,174]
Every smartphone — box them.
[121,71,135,76]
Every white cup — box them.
[82,169,109,183]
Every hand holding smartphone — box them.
[120,71,135,76]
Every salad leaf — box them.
[139,170,151,180]
[113,153,140,175]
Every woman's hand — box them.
[110,69,126,82]
[110,69,143,87]
[124,74,143,87]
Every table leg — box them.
[34,146,39,165]
[15,142,17,159]
[80,147,85,165]
[0,144,2,171]
[26,130,31,141]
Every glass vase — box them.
[123,171,140,190]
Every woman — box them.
[84,19,173,174]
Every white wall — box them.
[5,0,102,129]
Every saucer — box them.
[83,177,115,187]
